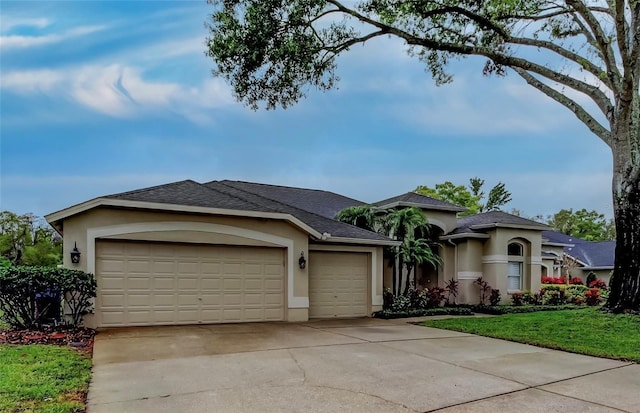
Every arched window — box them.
[508,242,523,256]
[507,242,524,291]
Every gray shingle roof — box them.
[204,181,390,242]
[451,211,549,234]
[104,179,391,243]
[214,180,364,219]
[104,180,269,212]
[374,192,466,212]
[542,231,614,268]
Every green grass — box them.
[0,344,92,413]
[423,308,640,362]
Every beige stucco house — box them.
[46,179,610,328]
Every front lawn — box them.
[0,344,92,413]
[423,308,640,362]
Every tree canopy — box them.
[415,177,511,215]
[206,0,640,311]
[547,208,616,241]
[0,211,62,267]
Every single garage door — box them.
[308,251,368,318]
[96,240,284,327]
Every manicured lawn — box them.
[0,344,92,413]
[423,308,640,362]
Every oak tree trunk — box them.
[606,106,640,312]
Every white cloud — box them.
[0,25,106,51]
[0,17,51,32]
[1,64,235,120]
[0,69,64,92]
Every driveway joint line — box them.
[424,388,534,412]
[536,387,631,412]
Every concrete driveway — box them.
[88,318,639,413]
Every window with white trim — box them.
[507,242,524,291]
[508,261,523,290]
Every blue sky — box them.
[1,1,614,219]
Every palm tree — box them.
[385,207,427,295]
[334,205,379,233]
[401,238,442,295]
[386,207,426,241]
[335,205,442,297]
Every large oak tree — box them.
[206,0,640,311]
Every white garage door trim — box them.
[309,245,382,306]
[86,221,308,308]
[96,241,284,326]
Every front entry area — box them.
[308,251,369,318]
[95,240,285,327]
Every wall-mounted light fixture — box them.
[70,242,81,264]
[298,252,306,269]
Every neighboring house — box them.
[46,179,611,328]
[541,230,615,285]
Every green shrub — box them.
[542,289,569,305]
[472,304,586,314]
[0,266,96,329]
[373,307,474,319]
[523,291,543,305]
[511,292,524,306]
[489,289,501,306]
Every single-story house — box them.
[540,230,615,285]
[46,179,611,328]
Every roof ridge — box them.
[197,182,280,213]
[215,179,364,203]
[104,179,196,198]
[215,181,387,238]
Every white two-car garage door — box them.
[95,240,285,327]
[308,251,369,318]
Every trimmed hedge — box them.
[373,307,474,319]
[0,266,96,328]
[471,304,589,315]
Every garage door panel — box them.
[101,294,125,307]
[309,251,368,318]
[223,309,242,322]
[223,279,242,290]
[152,277,174,290]
[153,294,175,306]
[154,311,176,323]
[102,312,125,325]
[200,293,221,305]
[201,262,221,273]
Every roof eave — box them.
[45,198,323,239]
[440,232,491,241]
[470,223,549,231]
[580,266,614,271]
[542,241,575,247]
[375,201,466,213]
[319,236,400,247]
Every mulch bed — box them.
[0,326,96,355]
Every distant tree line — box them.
[0,211,62,267]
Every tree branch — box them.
[566,0,622,91]
[513,67,612,146]
[507,35,614,91]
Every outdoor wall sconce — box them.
[298,252,306,269]
[70,242,81,264]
